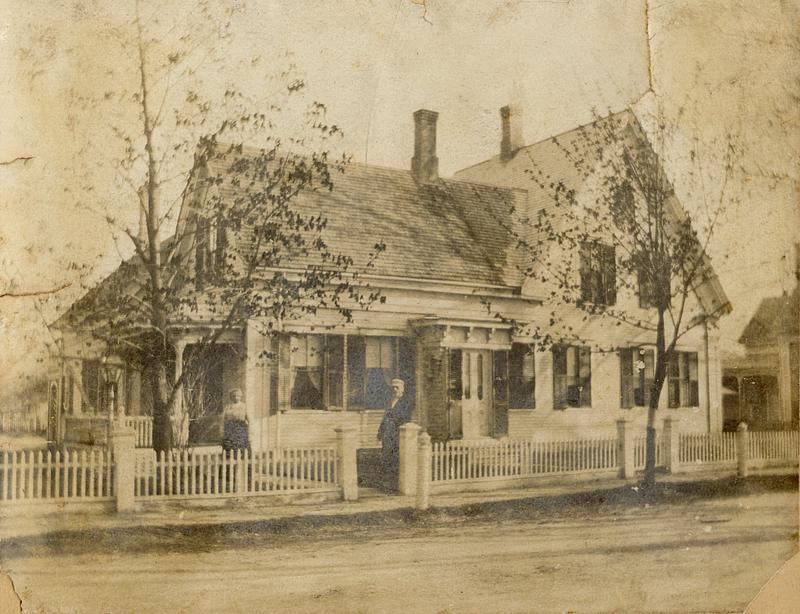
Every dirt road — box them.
[3,489,798,613]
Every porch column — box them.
[173,339,188,447]
[245,323,269,452]
[71,360,83,414]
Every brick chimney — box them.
[411,109,439,182]
[500,104,524,160]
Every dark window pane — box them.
[509,344,535,409]
[493,350,508,403]
[326,336,344,407]
[347,336,366,408]
[448,350,462,401]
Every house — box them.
[48,106,730,457]
[722,246,799,431]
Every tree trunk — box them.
[151,360,172,452]
[643,309,668,489]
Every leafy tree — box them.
[40,1,384,450]
[492,109,732,488]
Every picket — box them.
[430,436,619,483]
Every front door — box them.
[460,349,492,439]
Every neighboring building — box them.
[49,106,730,455]
[722,248,799,431]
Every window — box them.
[81,360,104,413]
[194,215,227,289]
[494,345,535,409]
[637,265,655,309]
[553,345,592,408]
[290,335,325,409]
[289,334,413,411]
[667,351,699,408]
[348,336,406,409]
[580,242,616,306]
[620,347,654,408]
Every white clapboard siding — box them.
[431,437,618,483]
[0,448,113,503]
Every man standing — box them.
[377,378,414,492]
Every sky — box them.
[1,0,798,396]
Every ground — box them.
[1,477,797,613]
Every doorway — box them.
[460,349,492,439]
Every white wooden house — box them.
[49,107,730,453]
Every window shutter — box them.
[277,335,291,411]
[579,243,591,303]
[552,346,567,409]
[643,349,655,407]
[604,245,616,305]
[579,347,592,406]
[620,348,633,408]
[493,350,509,437]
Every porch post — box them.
[415,432,432,510]
[173,339,188,447]
[616,418,635,479]
[663,417,681,474]
[736,421,749,477]
[336,426,358,501]
[398,422,421,496]
[110,423,136,513]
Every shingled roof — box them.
[201,149,528,288]
[739,288,799,346]
[454,109,731,317]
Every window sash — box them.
[553,345,591,409]
[290,334,411,411]
[580,242,616,306]
[509,344,535,409]
[667,351,699,408]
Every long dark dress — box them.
[377,395,414,491]
[222,402,250,454]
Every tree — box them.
[493,109,733,488]
[45,1,384,451]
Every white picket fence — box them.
[134,447,340,499]
[123,416,153,448]
[633,433,665,470]
[748,431,800,461]
[0,412,45,434]
[431,437,618,483]
[679,432,737,465]
[0,448,114,504]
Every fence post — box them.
[616,419,635,479]
[110,422,137,513]
[415,432,432,510]
[336,426,358,501]
[736,422,749,477]
[663,417,681,474]
[398,422,421,496]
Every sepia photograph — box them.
[0,1,798,612]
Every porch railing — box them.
[122,416,153,448]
